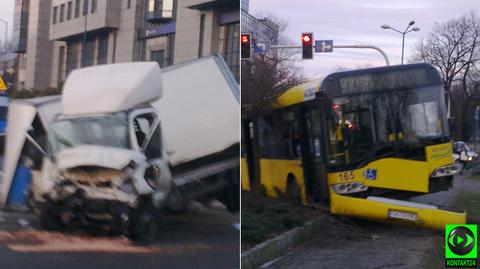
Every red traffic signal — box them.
[241,33,252,60]
[241,34,250,44]
[302,32,313,59]
[302,35,311,43]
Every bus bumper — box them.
[329,190,466,230]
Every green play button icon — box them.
[445,224,477,267]
[447,226,476,256]
[456,235,463,245]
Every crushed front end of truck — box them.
[37,145,164,240]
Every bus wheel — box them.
[286,177,302,206]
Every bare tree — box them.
[241,16,307,116]
[411,11,480,139]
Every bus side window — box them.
[256,117,266,156]
[257,116,276,158]
[281,111,300,159]
[258,114,293,159]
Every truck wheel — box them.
[166,188,188,215]
[130,211,158,243]
[222,183,239,213]
[217,168,240,213]
[38,203,63,230]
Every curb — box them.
[241,217,321,269]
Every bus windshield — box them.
[328,85,448,167]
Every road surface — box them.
[0,202,239,269]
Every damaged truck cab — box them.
[8,56,240,240]
[38,62,173,237]
[43,109,172,235]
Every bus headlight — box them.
[431,165,458,178]
[332,182,368,194]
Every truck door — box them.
[299,103,330,206]
[130,110,171,195]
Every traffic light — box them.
[241,33,252,60]
[301,32,313,59]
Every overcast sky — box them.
[0,0,14,46]
[249,0,480,79]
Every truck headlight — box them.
[332,182,368,194]
[431,165,458,178]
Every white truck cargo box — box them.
[153,56,239,166]
[62,62,163,116]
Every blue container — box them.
[7,166,32,207]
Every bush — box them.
[241,203,304,245]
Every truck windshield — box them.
[49,112,129,154]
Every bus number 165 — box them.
[339,171,355,181]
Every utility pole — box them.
[270,44,390,66]
[381,21,420,65]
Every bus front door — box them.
[299,104,330,206]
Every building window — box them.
[167,34,174,66]
[224,23,240,81]
[58,46,66,88]
[52,6,58,25]
[112,33,117,63]
[91,0,97,13]
[67,1,72,20]
[81,37,95,67]
[83,0,89,16]
[147,0,175,21]
[151,50,166,67]
[97,34,108,65]
[60,4,65,22]
[66,42,79,75]
[74,0,80,17]
[198,14,205,58]
[127,0,131,9]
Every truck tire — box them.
[38,202,63,231]
[129,198,158,243]
[217,168,240,213]
[129,211,158,243]
[166,188,188,215]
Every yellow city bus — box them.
[241,63,466,229]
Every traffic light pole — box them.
[334,45,390,66]
[271,44,390,66]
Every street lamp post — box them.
[381,21,420,64]
[0,19,8,71]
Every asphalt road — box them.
[0,202,239,269]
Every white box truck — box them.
[0,56,239,241]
